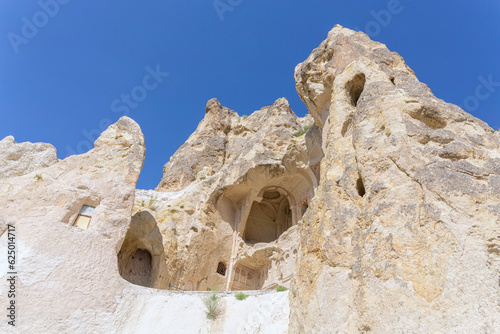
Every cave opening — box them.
[215,169,317,291]
[243,189,293,244]
[119,248,152,288]
[356,177,366,197]
[117,211,164,289]
[346,73,366,107]
[217,262,227,276]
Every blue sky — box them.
[1,1,499,189]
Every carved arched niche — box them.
[216,167,316,243]
[216,166,315,291]
[243,187,294,243]
[118,211,164,288]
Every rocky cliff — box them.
[290,25,500,333]
[0,25,499,334]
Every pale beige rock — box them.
[128,97,316,294]
[0,135,59,179]
[156,97,313,192]
[290,25,500,333]
[0,117,146,333]
[1,24,500,334]
[0,102,309,333]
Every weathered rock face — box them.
[127,97,316,294]
[156,97,312,192]
[0,136,59,179]
[0,117,146,333]
[0,116,292,333]
[1,24,499,334]
[290,25,500,333]
[156,98,236,192]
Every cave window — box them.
[216,262,227,276]
[346,73,366,107]
[356,177,366,197]
[73,205,95,230]
[243,189,293,243]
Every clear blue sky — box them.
[1,1,499,189]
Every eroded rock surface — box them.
[1,24,499,334]
[0,136,59,179]
[156,98,312,192]
[130,97,316,294]
[0,117,145,333]
[290,25,500,333]
[0,115,293,333]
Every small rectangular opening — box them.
[75,215,91,229]
[73,205,95,230]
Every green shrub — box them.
[276,285,287,292]
[148,196,157,209]
[180,204,185,209]
[235,292,249,301]
[35,174,43,181]
[294,124,312,137]
[203,293,221,320]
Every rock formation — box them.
[129,97,315,293]
[291,25,500,333]
[0,136,58,179]
[0,118,146,333]
[1,25,499,333]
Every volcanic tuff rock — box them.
[0,99,312,332]
[156,97,312,192]
[0,117,146,333]
[0,135,58,179]
[133,96,314,294]
[290,25,500,333]
[1,24,499,334]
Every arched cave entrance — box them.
[229,248,298,291]
[119,249,152,287]
[118,211,164,288]
[215,167,317,291]
[243,188,293,244]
